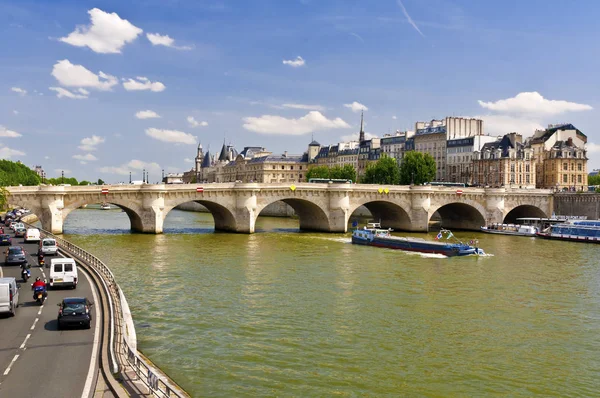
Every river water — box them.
[56,208,600,397]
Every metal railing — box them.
[25,222,187,398]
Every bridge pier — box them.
[40,196,64,234]
[133,196,166,233]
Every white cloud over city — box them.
[242,111,350,135]
[98,159,162,177]
[49,87,89,99]
[187,116,208,127]
[123,77,166,92]
[344,101,368,113]
[135,110,161,119]
[11,87,27,96]
[0,126,22,138]
[146,33,192,50]
[478,92,593,116]
[145,128,197,145]
[282,56,305,67]
[73,153,98,161]
[0,146,24,159]
[51,59,118,91]
[79,135,105,151]
[59,8,143,54]
[281,103,325,111]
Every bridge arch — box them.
[255,197,330,232]
[62,198,145,232]
[347,199,412,231]
[429,200,486,231]
[163,199,238,233]
[503,205,548,224]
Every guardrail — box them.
[24,221,187,397]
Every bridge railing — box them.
[25,222,187,398]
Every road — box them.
[0,224,101,398]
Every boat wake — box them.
[402,251,448,259]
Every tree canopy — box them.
[589,174,600,186]
[306,164,357,182]
[399,151,436,185]
[0,160,41,186]
[360,155,400,185]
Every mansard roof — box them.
[247,154,307,164]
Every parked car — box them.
[0,234,11,246]
[14,228,26,238]
[0,277,20,316]
[57,297,93,329]
[5,246,26,266]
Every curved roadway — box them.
[0,226,101,397]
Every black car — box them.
[0,234,11,246]
[57,297,93,329]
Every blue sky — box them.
[1,0,599,183]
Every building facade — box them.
[472,133,536,188]
[446,135,499,185]
[527,124,588,190]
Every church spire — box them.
[359,110,365,142]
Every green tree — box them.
[589,175,600,186]
[0,160,41,186]
[79,180,91,186]
[0,186,8,211]
[361,155,400,185]
[399,151,436,185]
[305,166,331,181]
[97,178,105,185]
[330,164,357,182]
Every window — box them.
[578,175,582,183]
[526,164,530,172]
[272,166,276,170]
[54,264,63,272]
[578,163,582,171]
[563,174,568,183]
[526,175,530,184]
[291,166,294,170]
[563,163,568,171]
[65,263,73,272]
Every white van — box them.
[25,228,41,242]
[40,238,58,255]
[0,277,20,316]
[49,258,78,289]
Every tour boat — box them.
[480,223,538,237]
[351,223,485,257]
[536,220,600,243]
[100,203,111,210]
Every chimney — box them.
[283,151,288,158]
[567,137,573,146]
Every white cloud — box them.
[146,33,192,50]
[145,128,197,145]
[44,156,50,160]
[0,146,25,158]
[51,59,117,91]
[13,110,19,115]
[475,115,544,136]
[98,159,161,176]
[242,111,350,135]
[0,126,22,138]
[344,101,368,113]
[80,161,87,165]
[184,158,194,163]
[49,87,88,99]
[397,0,425,37]
[11,87,27,96]
[187,116,208,127]
[586,143,600,154]
[281,103,325,111]
[340,132,376,142]
[135,110,161,119]
[478,92,593,116]
[79,135,105,151]
[59,8,143,54]
[392,115,397,120]
[282,56,305,67]
[73,153,98,161]
[123,76,166,92]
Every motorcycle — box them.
[38,257,45,267]
[21,267,31,282]
[32,285,47,305]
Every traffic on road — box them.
[0,209,101,398]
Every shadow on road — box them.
[44,319,59,331]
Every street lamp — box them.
[162,169,164,181]
[61,170,64,184]
[142,169,146,183]
[129,171,132,184]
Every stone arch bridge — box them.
[6,183,553,234]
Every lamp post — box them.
[129,172,132,184]
[61,170,64,184]
[142,169,145,183]
[162,169,164,182]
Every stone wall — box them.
[553,193,600,219]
